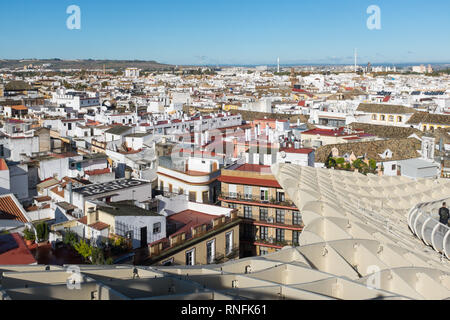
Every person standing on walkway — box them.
[439,202,449,226]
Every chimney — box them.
[68,182,73,204]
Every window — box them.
[153,222,161,234]
[260,188,269,201]
[392,164,396,171]
[185,249,195,266]
[189,191,197,202]
[293,231,300,246]
[162,258,174,266]
[397,116,403,122]
[243,206,253,219]
[225,231,233,255]
[292,211,302,225]
[276,209,285,224]
[276,191,285,202]
[206,239,215,264]
[229,203,237,209]
[202,191,209,203]
[259,248,269,256]
[228,184,237,198]
[388,115,394,122]
[259,208,269,222]
[276,229,285,243]
[372,114,377,120]
[244,186,252,199]
[259,226,268,240]
[178,188,184,195]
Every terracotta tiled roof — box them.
[89,221,110,231]
[280,148,315,154]
[167,209,218,238]
[218,175,281,188]
[357,103,416,114]
[84,168,111,176]
[78,216,88,224]
[315,138,422,163]
[35,196,51,202]
[11,105,28,111]
[0,158,9,171]
[349,123,422,139]
[406,111,450,125]
[0,195,28,223]
[0,233,37,265]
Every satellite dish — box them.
[280,151,286,159]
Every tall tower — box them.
[277,57,280,73]
[354,48,357,72]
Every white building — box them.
[51,89,100,111]
[125,68,141,78]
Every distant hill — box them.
[0,59,173,71]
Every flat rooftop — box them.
[73,179,150,197]
[98,201,161,217]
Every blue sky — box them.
[0,0,449,65]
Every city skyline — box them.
[1,0,450,65]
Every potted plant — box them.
[23,227,36,246]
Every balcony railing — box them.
[219,192,296,208]
[213,246,239,264]
[253,236,299,248]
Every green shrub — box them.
[35,222,49,242]
[352,159,363,169]
[63,231,78,246]
[74,240,92,260]
[23,228,35,241]
[325,156,337,169]
[91,247,105,265]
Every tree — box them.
[63,230,78,246]
[36,222,49,242]
[74,240,93,261]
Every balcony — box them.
[253,236,299,248]
[213,246,240,264]
[219,192,297,209]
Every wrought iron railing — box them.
[219,192,296,208]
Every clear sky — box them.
[1,0,449,65]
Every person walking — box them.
[439,202,449,226]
